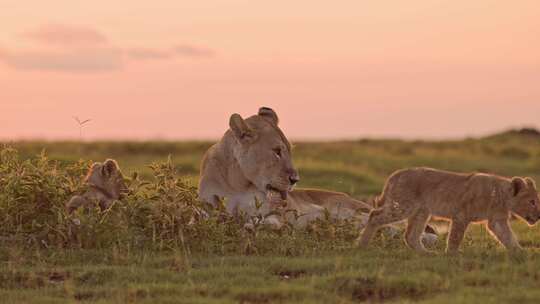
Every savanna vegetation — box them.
[1,128,540,303]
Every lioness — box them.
[66,159,128,213]
[199,106,304,226]
[198,107,437,244]
[358,167,540,253]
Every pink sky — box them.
[1,1,539,140]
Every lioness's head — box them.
[86,159,128,200]
[228,107,299,201]
[510,177,540,225]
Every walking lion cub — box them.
[358,167,540,253]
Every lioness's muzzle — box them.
[266,184,288,200]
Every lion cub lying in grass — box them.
[66,159,128,213]
[358,167,540,253]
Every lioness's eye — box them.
[530,200,536,206]
[273,148,282,158]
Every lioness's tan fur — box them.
[358,167,540,253]
[198,107,373,228]
[66,159,128,213]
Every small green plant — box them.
[73,116,91,140]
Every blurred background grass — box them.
[2,128,540,303]
[6,128,540,199]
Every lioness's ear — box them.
[258,107,279,125]
[525,177,537,189]
[102,159,118,176]
[229,113,255,142]
[511,177,527,196]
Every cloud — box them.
[1,24,120,72]
[0,24,216,72]
[0,48,123,72]
[125,48,172,60]
[126,45,216,61]
[175,44,215,58]
[21,24,109,46]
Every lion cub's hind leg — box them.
[357,200,414,248]
[405,208,432,254]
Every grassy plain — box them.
[2,129,540,303]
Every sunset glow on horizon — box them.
[1,0,539,140]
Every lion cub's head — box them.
[86,159,128,200]
[228,107,299,203]
[510,177,540,225]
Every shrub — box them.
[0,147,89,247]
[0,147,359,255]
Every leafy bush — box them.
[0,147,89,247]
[0,147,358,255]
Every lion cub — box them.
[66,159,128,213]
[358,167,540,253]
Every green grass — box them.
[2,131,540,303]
[2,237,540,304]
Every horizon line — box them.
[0,129,530,143]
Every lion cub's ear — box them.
[525,177,537,190]
[258,107,279,125]
[511,177,527,196]
[229,114,256,143]
[85,163,102,182]
[102,159,119,177]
